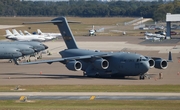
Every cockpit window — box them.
[142,59,146,61]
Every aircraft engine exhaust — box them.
[148,59,155,68]
[66,60,82,71]
[93,58,109,69]
[154,59,168,69]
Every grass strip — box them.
[0,85,180,92]
[0,100,180,110]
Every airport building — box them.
[166,13,180,39]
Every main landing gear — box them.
[139,75,145,80]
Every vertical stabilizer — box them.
[12,29,21,36]
[37,29,42,35]
[5,30,13,36]
[24,30,32,35]
[19,30,24,36]
[52,17,78,49]
[145,36,149,40]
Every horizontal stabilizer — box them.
[23,20,80,25]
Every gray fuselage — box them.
[60,49,150,76]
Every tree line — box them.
[0,0,180,21]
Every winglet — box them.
[168,51,172,62]
[13,58,19,65]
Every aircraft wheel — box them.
[140,75,145,80]
[83,72,87,76]
[95,73,100,78]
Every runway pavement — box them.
[0,36,180,85]
[1,92,180,100]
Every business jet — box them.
[37,29,61,38]
[5,29,46,42]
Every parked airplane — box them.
[0,41,48,53]
[144,32,165,39]
[89,25,96,36]
[24,30,54,40]
[0,47,22,59]
[145,36,161,42]
[37,29,61,38]
[0,41,48,60]
[14,17,172,80]
[5,30,46,42]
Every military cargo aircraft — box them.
[14,17,172,80]
[0,41,48,61]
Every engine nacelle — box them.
[93,58,109,69]
[66,60,82,71]
[148,59,155,68]
[154,59,168,69]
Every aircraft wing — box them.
[14,53,113,65]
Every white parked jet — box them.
[24,30,54,40]
[144,32,165,39]
[5,29,46,41]
[89,25,96,36]
[145,36,161,42]
[37,29,61,38]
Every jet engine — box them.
[154,59,168,69]
[66,60,82,71]
[148,59,155,68]
[93,58,109,69]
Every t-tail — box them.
[23,16,79,49]
[52,17,78,49]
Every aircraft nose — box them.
[142,61,150,73]
[43,44,48,49]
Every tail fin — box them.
[5,30,13,37]
[12,29,21,36]
[22,16,79,49]
[37,29,42,35]
[52,17,78,49]
[92,25,94,30]
[19,30,24,36]
[145,36,149,40]
[24,30,32,35]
